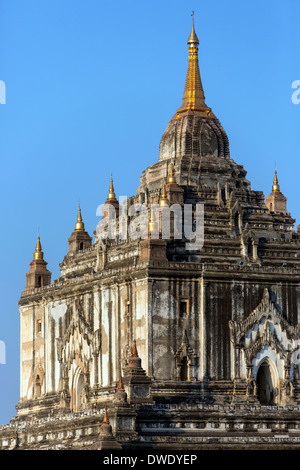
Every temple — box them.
[0,21,300,450]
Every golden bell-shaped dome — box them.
[107,175,117,201]
[33,235,44,261]
[159,183,169,208]
[272,170,280,192]
[167,162,176,184]
[75,204,85,231]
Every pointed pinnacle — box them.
[131,340,138,358]
[107,174,117,201]
[102,407,110,425]
[117,375,124,391]
[75,204,85,231]
[34,235,44,261]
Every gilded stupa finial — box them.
[167,161,176,184]
[107,175,117,201]
[176,14,211,117]
[187,11,199,45]
[159,183,169,207]
[34,234,44,261]
[75,204,85,232]
[272,169,280,192]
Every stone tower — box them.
[265,170,288,215]
[67,205,92,254]
[1,21,300,450]
[25,235,51,291]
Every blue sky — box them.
[0,0,299,424]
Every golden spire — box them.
[75,204,85,231]
[159,183,169,207]
[107,174,117,201]
[167,161,176,184]
[34,234,44,261]
[176,14,211,117]
[272,169,280,192]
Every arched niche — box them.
[72,366,86,412]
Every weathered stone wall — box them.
[205,279,300,382]
[19,303,45,402]
[150,277,201,381]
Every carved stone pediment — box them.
[229,288,300,383]
[230,288,296,350]
[244,319,288,363]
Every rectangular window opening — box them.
[179,300,189,318]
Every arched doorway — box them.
[180,357,188,381]
[256,360,276,405]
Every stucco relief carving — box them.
[229,288,300,404]
[55,299,96,410]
